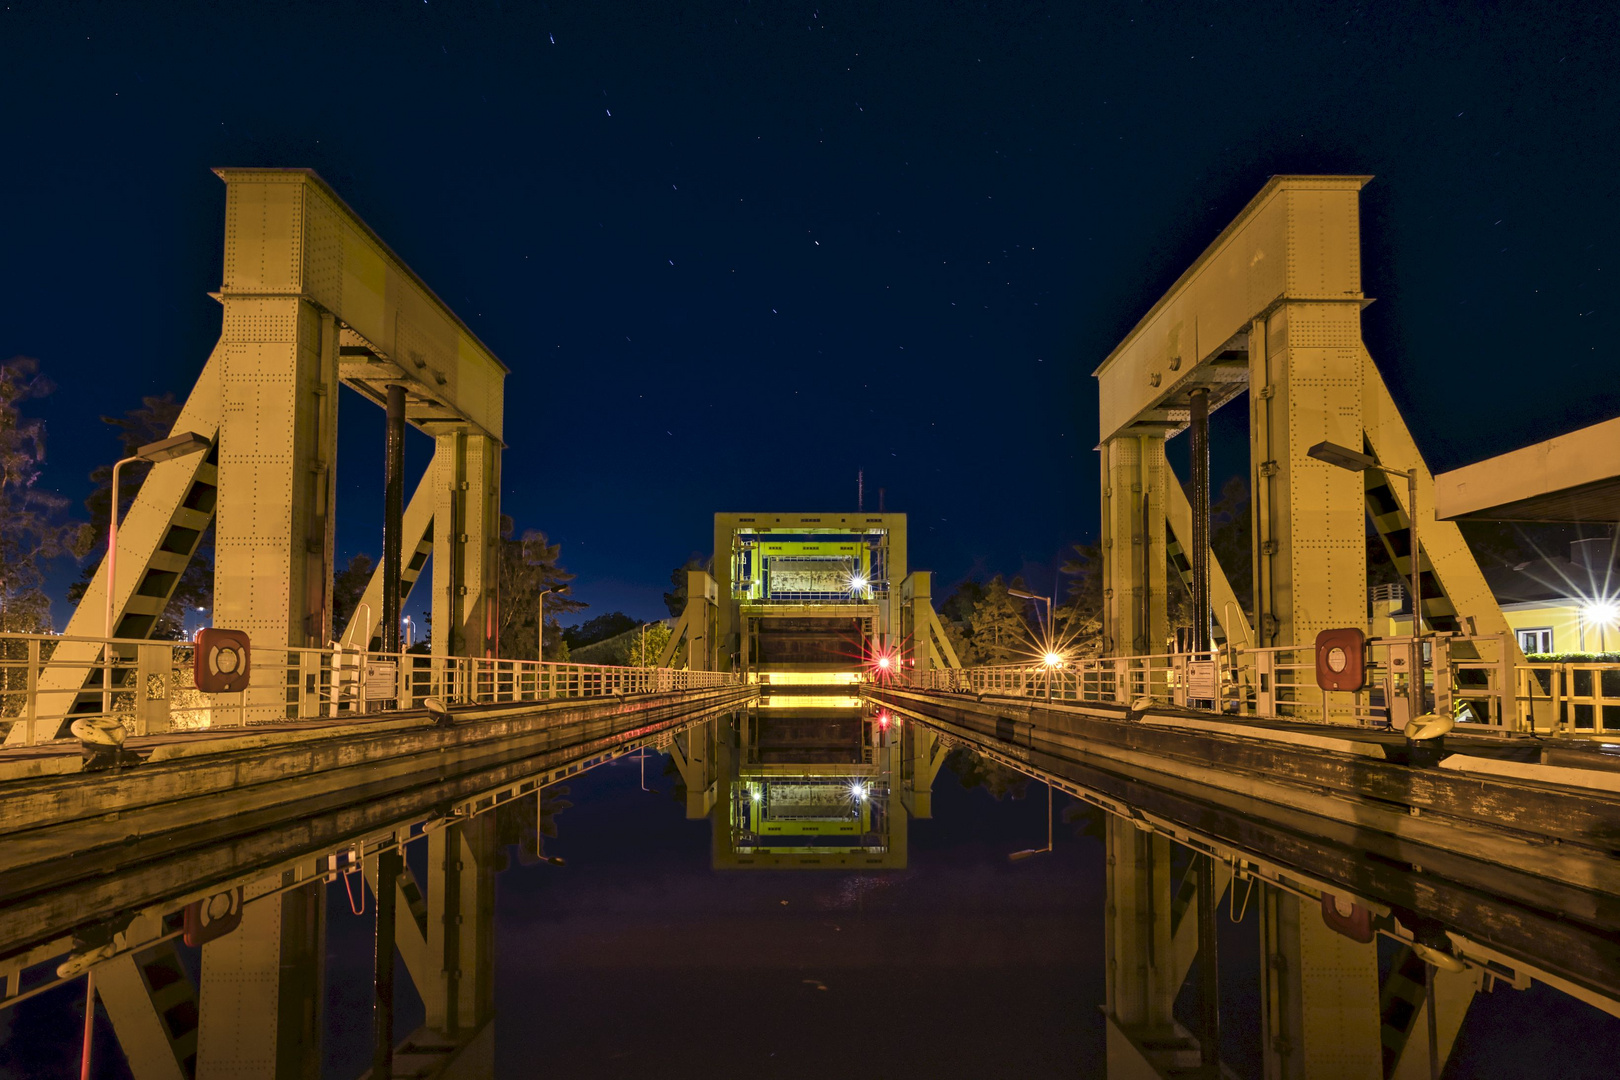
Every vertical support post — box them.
[1408,468,1424,719]
[373,847,401,1078]
[197,879,327,1079]
[307,312,340,647]
[432,432,502,659]
[1101,435,1169,657]
[1257,884,1382,1080]
[1196,852,1221,1075]
[685,570,715,671]
[1249,302,1368,722]
[1104,816,1175,1032]
[382,385,406,655]
[1189,388,1211,653]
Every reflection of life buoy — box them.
[194,629,251,693]
[183,887,244,946]
[1320,891,1375,943]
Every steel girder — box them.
[1101,434,1170,657]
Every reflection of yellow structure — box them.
[756,694,862,708]
[709,706,911,870]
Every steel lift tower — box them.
[1095,175,1514,1080]
[9,168,507,743]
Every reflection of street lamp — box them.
[1308,441,1424,721]
[104,432,210,713]
[1009,783,1054,862]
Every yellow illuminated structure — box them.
[8,169,505,741]
[1095,175,1524,708]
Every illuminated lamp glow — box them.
[1043,651,1064,668]
[849,574,869,591]
[1582,599,1620,626]
[850,783,866,800]
[877,656,891,670]
[750,790,763,803]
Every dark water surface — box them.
[3,717,1619,1079]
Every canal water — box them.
[1,711,1617,1079]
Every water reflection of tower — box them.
[712,702,909,870]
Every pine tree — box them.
[498,521,585,661]
[1058,542,1105,659]
[968,575,1036,664]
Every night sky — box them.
[3,1,1617,624]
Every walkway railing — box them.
[903,632,1619,738]
[0,631,738,747]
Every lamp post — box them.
[1009,588,1059,701]
[536,588,554,664]
[1307,440,1424,723]
[103,433,210,714]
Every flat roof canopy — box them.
[1434,416,1620,522]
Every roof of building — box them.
[1483,539,1619,606]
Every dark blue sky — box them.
[3,1,1616,624]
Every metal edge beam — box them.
[1434,415,1620,522]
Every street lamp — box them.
[536,588,555,664]
[1009,782,1054,862]
[1009,588,1058,701]
[1306,440,1424,724]
[104,432,210,713]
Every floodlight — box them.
[849,574,869,591]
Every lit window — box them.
[1518,627,1553,654]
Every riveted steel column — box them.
[1101,435,1169,657]
[382,385,406,654]
[432,431,501,658]
[1189,388,1211,651]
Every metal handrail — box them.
[899,631,1618,737]
[0,631,738,747]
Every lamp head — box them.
[1306,440,1377,473]
[135,432,211,463]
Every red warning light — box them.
[877,711,891,728]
